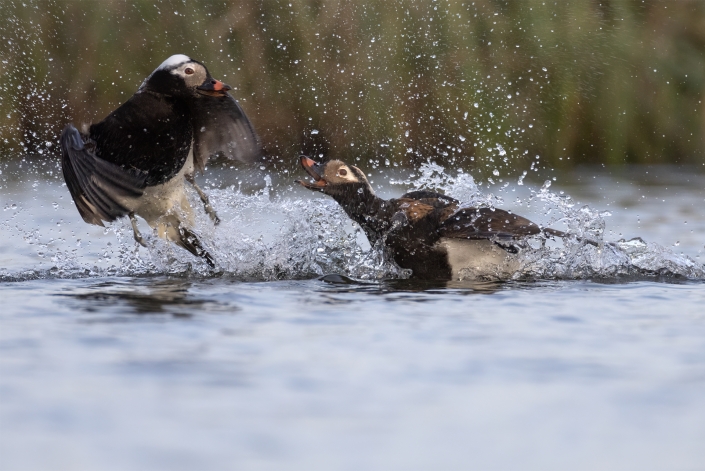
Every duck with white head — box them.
[60,54,262,267]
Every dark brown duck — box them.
[297,156,592,280]
[60,54,262,267]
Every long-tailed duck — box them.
[60,55,262,267]
[296,157,594,280]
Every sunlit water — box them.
[1,159,704,470]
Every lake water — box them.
[1,159,704,470]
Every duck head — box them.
[140,54,232,98]
[296,156,375,200]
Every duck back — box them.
[90,91,193,186]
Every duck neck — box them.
[332,190,392,244]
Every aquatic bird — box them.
[296,157,592,280]
[60,54,261,267]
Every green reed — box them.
[1,0,703,176]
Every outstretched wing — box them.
[191,93,262,172]
[439,207,552,241]
[61,124,147,226]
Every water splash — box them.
[0,178,403,282]
[1,162,703,282]
[391,162,704,281]
[391,160,493,207]
[201,185,403,280]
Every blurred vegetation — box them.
[1,0,704,177]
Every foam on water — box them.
[0,173,405,281]
[0,161,702,282]
[191,182,406,280]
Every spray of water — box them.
[393,162,704,281]
[0,161,702,282]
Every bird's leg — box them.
[177,223,216,268]
[129,212,147,247]
[185,174,220,225]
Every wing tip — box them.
[60,124,83,152]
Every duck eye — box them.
[184,68,195,75]
[339,168,348,176]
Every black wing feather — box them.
[191,93,262,172]
[439,207,546,241]
[399,190,458,208]
[61,124,148,226]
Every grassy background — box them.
[1,0,704,176]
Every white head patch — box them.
[156,54,192,72]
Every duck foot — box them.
[129,212,147,247]
[177,223,216,268]
[186,174,220,225]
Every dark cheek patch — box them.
[349,167,368,183]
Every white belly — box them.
[116,150,195,228]
[436,238,521,280]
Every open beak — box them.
[197,78,232,97]
[295,156,327,191]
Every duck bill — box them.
[296,156,327,191]
[196,77,232,97]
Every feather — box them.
[61,124,148,225]
[191,93,262,172]
[439,207,543,240]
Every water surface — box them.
[1,161,704,470]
